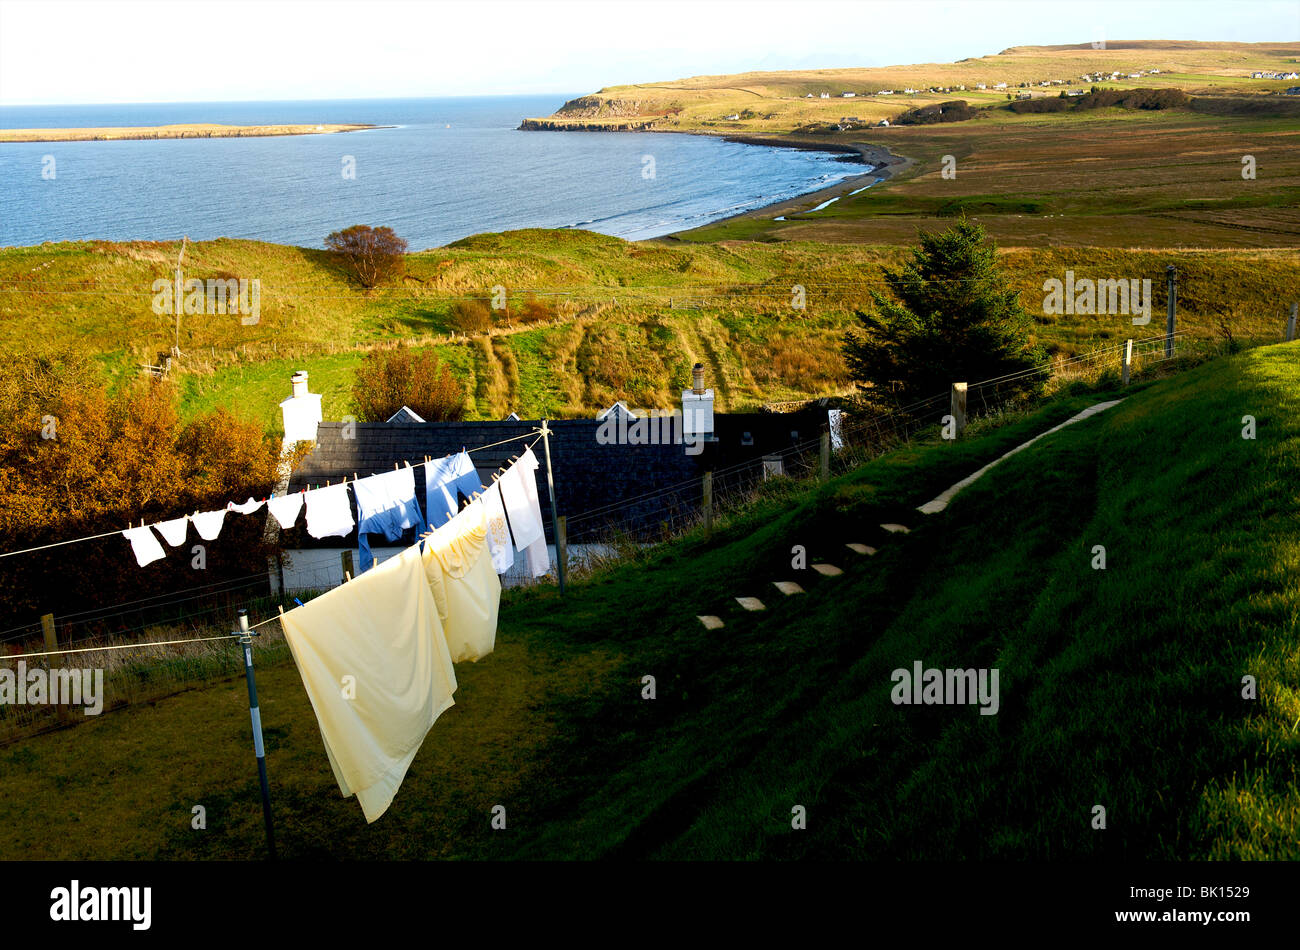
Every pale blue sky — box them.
[0,0,1296,105]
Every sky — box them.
[0,0,1297,105]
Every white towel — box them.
[267,493,304,530]
[499,459,544,551]
[228,497,265,515]
[123,526,166,567]
[305,483,354,539]
[190,509,228,541]
[154,516,189,547]
[480,483,516,574]
[518,449,551,576]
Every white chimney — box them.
[280,371,323,446]
[682,362,714,439]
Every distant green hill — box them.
[1,233,1293,433]
[2,342,1296,858]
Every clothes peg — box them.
[277,605,285,616]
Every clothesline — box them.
[0,631,244,661]
[0,428,548,562]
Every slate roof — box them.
[285,408,832,547]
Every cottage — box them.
[269,370,842,591]
[975,83,987,90]
[841,91,856,97]
[819,92,830,99]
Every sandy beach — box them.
[0,122,382,143]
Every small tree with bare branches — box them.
[325,225,408,288]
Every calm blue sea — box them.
[0,97,862,249]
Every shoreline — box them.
[0,122,385,144]
[653,133,914,240]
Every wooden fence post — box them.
[819,431,831,481]
[1288,302,1297,342]
[951,382,968,437]
[702,471,714,536]
[1165,265,1177,358]
[1122,339,1133,387]
[340,550,353,583]
[556,516,568,587]
[40,613,57,653]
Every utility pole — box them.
[173,235,188,358]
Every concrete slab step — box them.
[880,523,911,534]
[735,597,766,611]
[811,563,842,576]
[773,581,805,595]
[846,543,877,556]
[697,615,724,630]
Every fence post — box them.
[819,431,830,481]
[556,515,568,587]
[1165,265,1177,358]
[340,549,353,583]
[1288,302,1297,342]
[951,382,968,437]
[1122,339,1133,387]
[40,613,56,653]
[702,471,714,536]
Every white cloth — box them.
[190,508,227,541]
[267,492,304,530]
[499,456,544,551]
[517,449,551,577]
[280,544,457,824]
[480,482,515,574]
[305,483,354,539]
[154,516,189,547]
[352,467,422,539]
[228,497,265,515]
[123,526,166,567]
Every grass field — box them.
[2,341,1295,859]
[2,233,1295,433]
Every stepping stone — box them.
[811,563,842,576]
[846,543,877,556]
[735,597,766,611]
[697,615,724,630]
[773,581,805,596]
[880,523,911,534]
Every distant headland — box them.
[0,122,382,143]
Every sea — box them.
[0,96,864,250]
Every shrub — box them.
[448,299,492,333]
[324,225,408,288]
[352,345,466,422]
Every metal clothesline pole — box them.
[237,608,277,860]
[539,421,565,597]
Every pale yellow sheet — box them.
[421,500,501,663]
[280,543,457,823]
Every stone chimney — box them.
[280,371,323,447]
[682,362,714,439]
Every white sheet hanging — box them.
[154,516,189,547]
[228,497,265,515]
[122,526,166,567]
[304,483,354,539]
[480,482,516,574]
[267,492,304,530]
[190,509,228,541]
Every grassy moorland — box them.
[1,341,1295,859]
[524,41,1300,248]
[1,233,1295,433]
